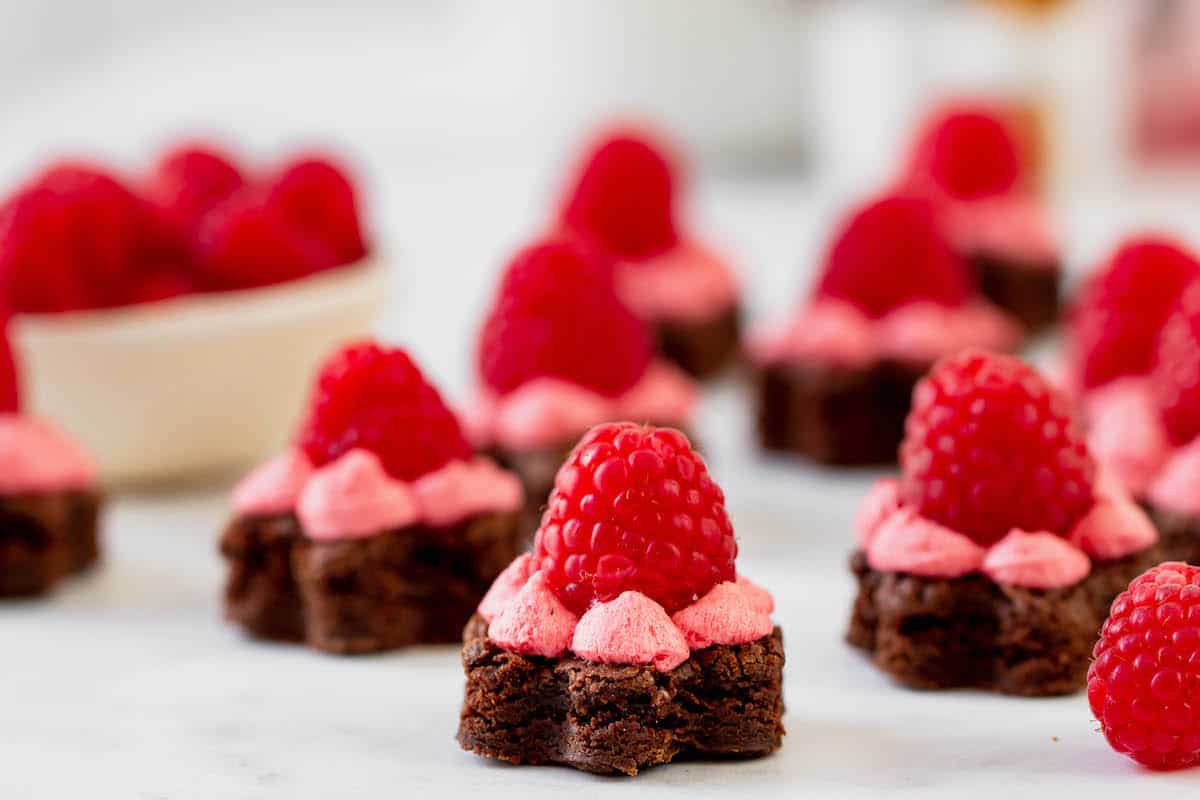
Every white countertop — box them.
[4,164,1200,798]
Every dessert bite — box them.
[0,329,101,597]
[847,350,1161,695]
[903,102,1061,331]
[219,340,525,654]
[1089,562,1200,771]
[750,194,1021,465]
[469,235,697,526]
[457,422,783,775]
[557,128,740,378]
[1071,238,1200,562]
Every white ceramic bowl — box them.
[11,260,390,486]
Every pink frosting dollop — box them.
[941,195,1059,265]
[237,446,524,541]
[670,581,774,650]
[856,478,902,548]
[481,564,776,671]
[1085,377,1170,496]
[1148,438,1200,517]
[0,415,97,494]
[488,571,579,658]
[616,240,739,323]
[866,507,986,578]
[572,591,691,671]
[232,448,314,516]
[467,360,697,451]
[1068,488,1158,561]
[981,529,1091,589]
[748,299,1019,368]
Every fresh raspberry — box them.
[128,266,196,305]
[900,349,1096,545]
[477,236,652,397]
[559,129,680,260]
[814,194,972,318]
[0,163,165,311]
[298,341,472,481]
[1088,562,1200,770]
[0,315,19,413]
[267,155,367,266]
[1073,237,1200,390]
[195,186,333,290]
[532,423,736,614]
[1151,281,1200,446]
[148,142,246,235]
[908,103,1023,201]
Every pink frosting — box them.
[488,571,579,658]
[748,299,1020,368]
[571,591,691,671]
[481,565,776,671]
[941,195,1059,265]
[981,530,1091,589]
[236,447,524,541]
[1149,439,1200,516]
[856,478,902,548]
[468,361,697,450]
[670,581,774,650]
[616,239,739,323]
[232,448,314,515]
[0,415,97,494]
[866,507,986,578]
[1068,488,1158,561]
[1085,378,1170,496]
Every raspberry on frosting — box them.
[1089,562,1200,770]
[532,422,736,615]
[900,349,1096,545]
[906,102,1025,201]
[1152,281,1200,446]
[477,235,653,398]
[813,194,973,318]
[1074,237,1200,390]
[559,129,680,260]
[297,341,472,482]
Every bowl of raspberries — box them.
[1,142,387,484]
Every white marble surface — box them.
[6,160,1200,797]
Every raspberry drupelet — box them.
[458,422,783,776]
[847,349,1161,695]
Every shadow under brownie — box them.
[220,510,525,654]
[456,614,785,776]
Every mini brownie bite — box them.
[557,128,741,378]
[457,422,783,776]
[847,350,1161,696]
[219,341,526,654]
[750,194,1021,466]
[1070,238,1200,563]
[468,235,698,528]
[902,102,1061,331]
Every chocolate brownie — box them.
[971,252,1060,333]
[846,549,1156,695]
[0,490,102,597]
[756,360,925,466]
[457,615,785,775]
[220,510,526,654]
[653,305,741,380]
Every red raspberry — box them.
[1088,562,1200,771]
[1073,237,1200,390]
[0,315,19,413]
[267,155,367,266]
[559,129,680,260]
[477,236,652,397]
[298,341,472,481]
[148,142,246,235]
[900,349,1096,545]
[532,423,736,614]
[195,187,333,290]
[814,194,972,318]
[908,103,1023,200]
[1151,281,1200,446]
